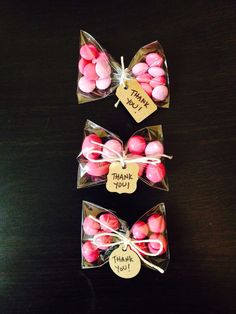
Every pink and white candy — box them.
[83,216,100,236]
[145,163,166,183]
[82,134,102,160]
[78,44,112,93]
[132,242,149,256]
[131,51,168,102]
[83,63,99,81]
[94,231,112,250]
[148,233,167,255]
[132,63,148,76]
[102,139,122,158]
[146,53,163,67]
[132,221,149,240]
[82,241,99,263]
[140,83,152,96]
[85,161,110,177]
[78,76,96,93]
[147,214,166,233]
[95,58,111,78]
[96,77,111,90]
[152,85,168,101]
[80,44,99,61]
[136,73,152,83]
[145,140,164,157]
[148,66,165,77]
[127,136,146,155]
[150,76,166,88]
[99,213,120,232]
[78,58,90,74]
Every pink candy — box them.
[132,52,168,103]
[95,231,112,250]
[102,139,122,158]
[127,138,166,182]
[82,241,99,263]
[95,59,111,78]
[137,162,146,177]
[83,63,99,81]
[145,163,166,183]
[152,85,168,101]
[132,62,149,76]
[78,44,111,93]
[136,73,152,83]
[150,76,166,88]
[148,233,167,255]
[99,213,120,232]
[146,53,163,67]
[148,66,165,77]
[96,51,109,63]
[85,161,110,177]
[140,83,152,96]
[82,134,102,159]
[78,58,90,74]
[133,242,148,256]
[83,216,100,235]
[80,44,99,61]
[130,213,167,255]
[147,214,166,233]
[96,77,111,90]
[145,140,164,157]
[132,221,149,240]
[78,76,96,93]
[82,211,121,263]
[127,136,146,155]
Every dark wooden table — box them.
[1,1,236,313]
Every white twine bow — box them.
[89,215,165,273]
[79,140,173,168]
[114,56,131,108]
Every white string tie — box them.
[79,140,173,169]
[114,56,131,108]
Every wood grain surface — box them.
[0,1,236,313]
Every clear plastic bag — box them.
[77,30,170,108]
[81,201,170,274]
[77,120,172,191]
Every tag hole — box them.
[122,165,127,169]
[122,247,127,252]
[124,86,128,90]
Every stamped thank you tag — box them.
[116,79,157,123]
[109,245,141,279]
[106,162,139,194]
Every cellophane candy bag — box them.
[81,201,170,275]
[77,31,170,119]
[77,120,172,192]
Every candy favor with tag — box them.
[77,30,170,122]
[77,120,172,193]
[81,201,170,278]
